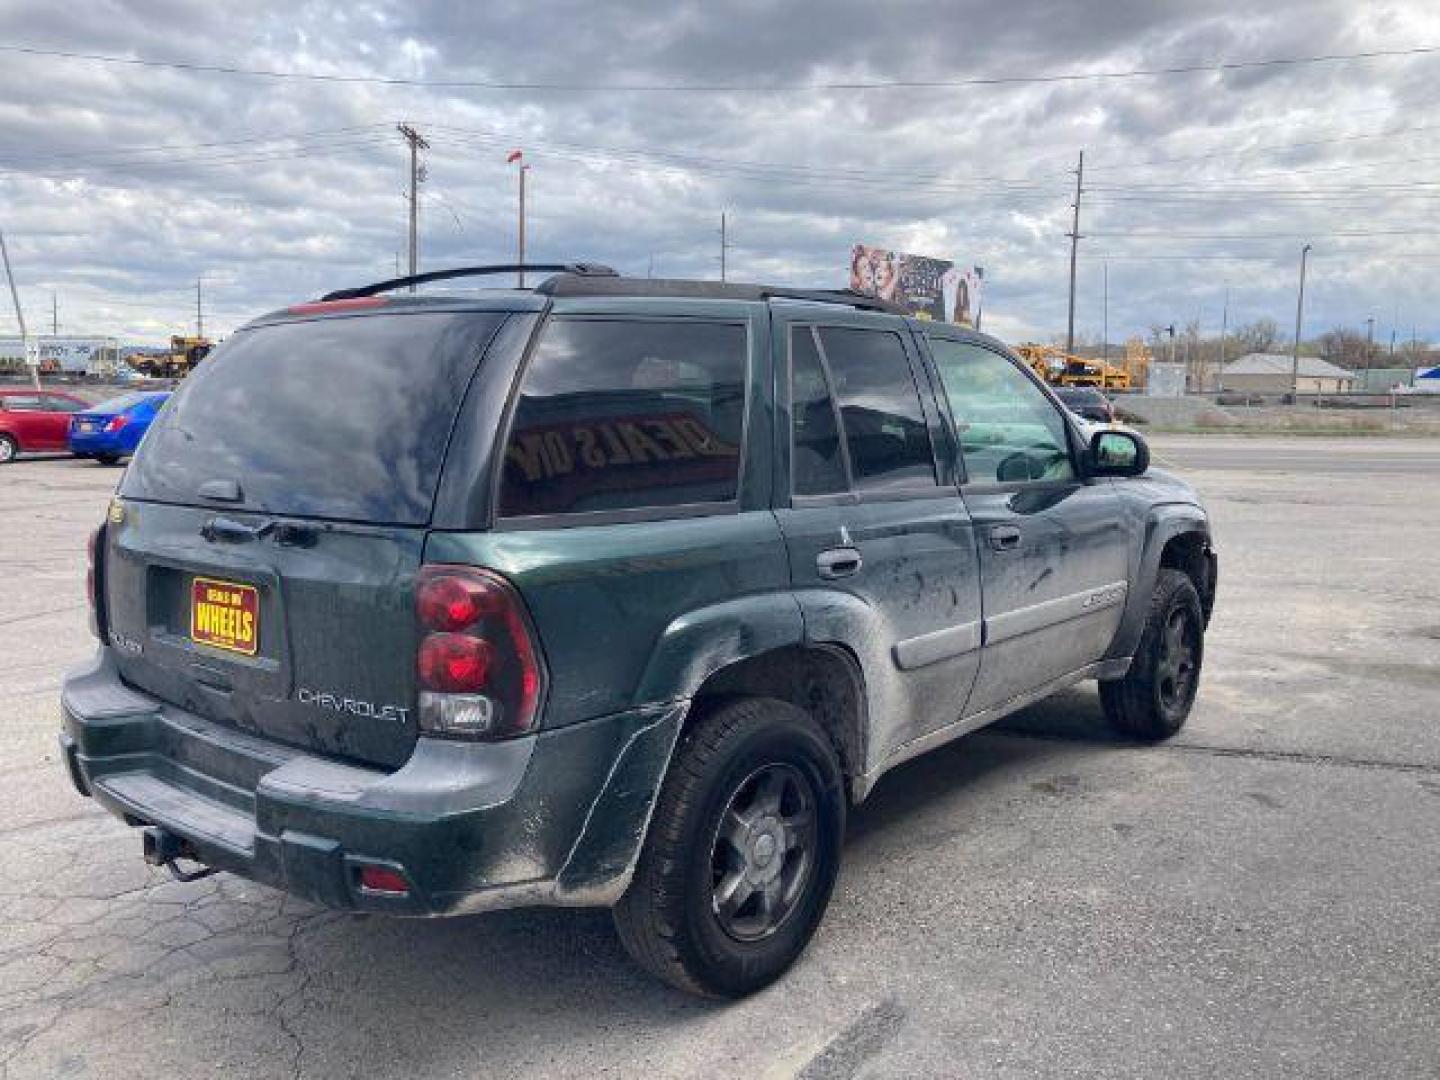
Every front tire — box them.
[1100,569,1205,741]
[613,697,845,998]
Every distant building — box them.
[1353,367,1420,392]
[1219,353,1356,394]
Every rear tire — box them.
[1100,569,1204,741]
[0,435,16,464]
[96,453,120,466]
[613,697,845,998]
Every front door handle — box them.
[988,525,1022,552]
[816,547,863,580]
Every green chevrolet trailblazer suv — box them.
[61,263,1216,997]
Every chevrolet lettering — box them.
[298,688,410,725]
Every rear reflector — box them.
[104,415,128,433]
[287,297,388,316]
[357,865,409,895]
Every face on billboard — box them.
[850,245,981,327]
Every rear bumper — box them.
[61,649,683,915]
[68,431,127,455]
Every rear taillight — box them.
[104,415,128,433]
[415,566,545,739]
[86,524,105,640]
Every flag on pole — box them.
[506,150,523,163]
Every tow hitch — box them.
[142,826,219,883]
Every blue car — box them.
[68,391,170,464]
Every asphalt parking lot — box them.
[2,436,1437,1079]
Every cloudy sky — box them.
[0,0,1437,347]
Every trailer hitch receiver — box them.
[142,826,219,883]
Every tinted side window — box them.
[3,395,42,411]
[817,327,936,490]
[927,338,1075,484]
[499,319,746,518]
[789,328,847,496]
[43,395,84,413]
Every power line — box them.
[1088,120,1440,172]
[0,123,390,168]
[0,42,1436,91]
[1090,228,1440,239]
[0,134,398,180]
[1093,251,1440,260]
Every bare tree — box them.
[1232,318,1279,355]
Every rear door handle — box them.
[816,547,863,579]
[988,525,1022,552]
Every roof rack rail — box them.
[759,287,907,315]
[320,262,618,301]
[533,274,909,315]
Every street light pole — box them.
[1065,149,1084,356]
[507,150,529,287]
[1291,243,1311,397]
[1102,260,1109,367]
[1217,285,1229,394]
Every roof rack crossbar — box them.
[759,287,906,314]
[320,262,618,301]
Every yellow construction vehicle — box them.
[128,335,212,379]
[1015,342,1149,391]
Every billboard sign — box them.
[849,244,983,327]
[0,336,119,374]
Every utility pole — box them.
[1101,260,1109,365]
[1290,243,1311,397]
[647,253,654,278]
[52,291,57,336]
[1366,316,1375,367]
[0,226,39,390]
[397,124,429,290]
[1065,149,1084,356]
[196,277,203,339]
[719,212,728,282]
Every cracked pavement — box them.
[2,438,1438,1078]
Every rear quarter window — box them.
[498,319,747,519]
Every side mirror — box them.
[1089,429,1149,477]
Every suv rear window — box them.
[123,312,506,525]
[498,319,747,518]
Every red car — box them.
[0,388,90,463]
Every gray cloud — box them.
[0,0,1436,347]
